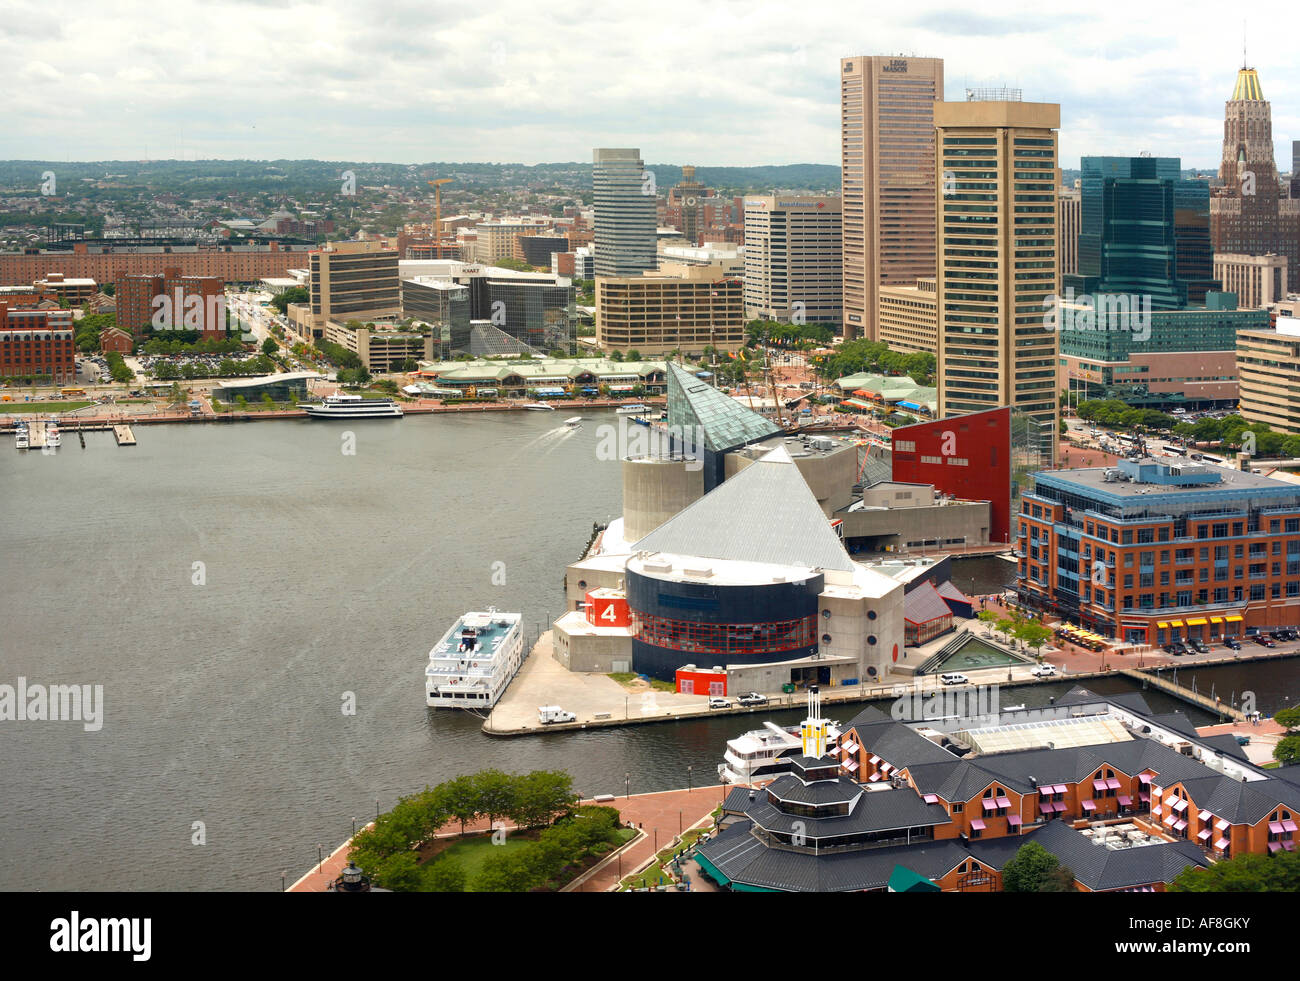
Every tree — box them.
[1274,735,1300,767]
[1015,621,1054,655]
[261,337,278,356]
[1001,841,1063,892]
[474,769,518,830]
[509,770,577,829]
[1170,850,1300,892]
[976,610,998,628]
[626,349,642,362]
[1274,707,1300,730]
[1038,864,1076,892]
[262,393,275,408]
[423,858,466,892]
[440,774,481,834]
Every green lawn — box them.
[0,401,93,413]
[426,833,535,883]
[607,672,636,685]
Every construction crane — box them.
[427,178,453,245]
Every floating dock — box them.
[113,425,136,446]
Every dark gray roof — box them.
[1198,733,1252,763]
[731,781,951,840]
[844,703,893,728]
[1057,685,1154,717]
[846,718,960,768]
[970,820,1209,891]
[766,774,862,807]
[632,443,856,571]
[696,820,974,892]
[905,580,954,625]
[1147,711,1201,739]
[906,759,1003,802]
[665,361,781,453]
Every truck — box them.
[538,705,576,725]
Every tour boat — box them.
[717,720,842,785]
[303,392,402,419]
[616,404,650,415]
[523,402,555,411]
[425,609,525,709]
[564,416,582,428]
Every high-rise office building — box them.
[303,241,400,337]
[840,55,943,341]
[1210,67,1300,278]
[1214,253,1289,309]
[1292,140,1299,199]
[1058,186,1081,277]
[592,148,656,277]
[934,94,1060,439]
[742,195,842,325]
[595,263,743,356]
[1066,156,1214,309]
[668,166,708,246]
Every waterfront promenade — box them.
[287,785,723,893]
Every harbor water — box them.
[0,411,1291,890]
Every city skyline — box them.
[5,0,1298,170]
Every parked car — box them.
[1224,638,1242,651]
[708,697,732,710]
[1164,642,1186,655]
[1251,635,1276,648]
[737,692,768,706]
[940,673,970,686]
[1030,664,1057,678]
[1187,639,1209,654]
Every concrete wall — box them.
[563,561,628,613]
[621,456,705,540]
[838,500,990,549]
[552,622,633,673]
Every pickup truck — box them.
[737,692,768,706]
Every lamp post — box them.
[687,765,693,793]
[625,772,630,799]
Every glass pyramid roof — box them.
[666,361,782,454]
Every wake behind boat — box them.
[303,392,402,419]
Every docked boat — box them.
[46,424,60,448]
[564,416,582,428]
[523,401,554,411]
[425,609,524,709]
[303,392,402,419]
[616,403,650,415]
[15,428,29,449]
[717,719,842,785]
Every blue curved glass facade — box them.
[627,569,823,680]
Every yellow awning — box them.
[1209,617,1224,624]
[1155,622,1169,629]
[1225,615,1244,622]
[1186,618,1208,626]
[1169,620,1184,628]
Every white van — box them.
[538,706,576,724]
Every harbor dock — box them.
[113,424,136,446]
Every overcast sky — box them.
[6,0,1296,171]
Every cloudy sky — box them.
[5,0,1296,171]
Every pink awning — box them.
[1081,800,1096,811]
[1118,795,1132,806]
[879,762,892,774]
[982,798,998,811]
[829,745,843,756]
[923,793,939,804]
[1052,802,1068,812]
[996,796,1011,808]
[1269,841,1282,853]
[1284,841,1296,852]
[969,819,986,830]
[1040,802,1054,814]
[1174,819,1187,831]
[1093,779,1108,792]
[1007,814,1022,826]
[1284,820,1299,833]
[1139,792,1151,802]
[1215,819,1230,831]
[1270,821,1285,834]
[1164,813,1178,826]
[1197,810,1212,821]
[1052,784,1069,795]
[1105,778,1122,790]
[1172,799,1188,813]
[843,759,859,773]
[868,772,881,782]
[1151,805,1161,815]
[840,740,859,755]
[869,754,880,765]
[1138,773,1152,784]
[1214,837,1229,850]
[1197,829,1212,841]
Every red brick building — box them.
[0,241,311,288]
[116,268,226,340]
[0,303,76,382]
[99,326,133,354]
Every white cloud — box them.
[0,0,1294,169]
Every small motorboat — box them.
[564,416,582,428]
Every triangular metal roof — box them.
[631,443,856,571]
[665,361,781,453]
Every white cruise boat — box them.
[303,392,403,419]
[523,401,554,411]
[717,719,842,785]
[15,427,29,449]
[616,403,650,415]
[425,609,524,709]
[46,423,60,448]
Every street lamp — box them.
[625,772,630,799]
[687,765,693,793]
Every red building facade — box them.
[891,406,1013,543]
[0,303,75,382]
